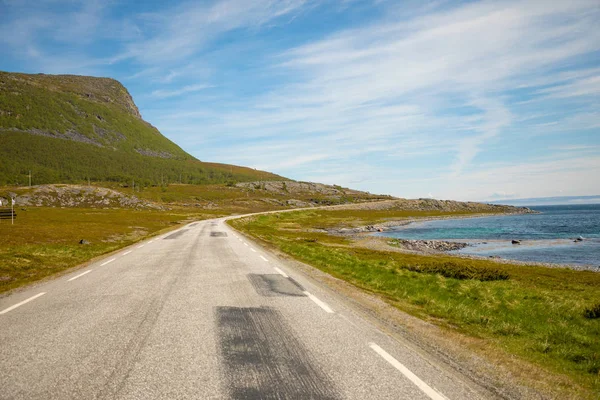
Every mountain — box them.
[0,71,284,186]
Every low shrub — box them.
[583,303,600,319]
[403,261,509,281]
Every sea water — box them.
[377,204,600,267]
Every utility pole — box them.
[11,197,15,225]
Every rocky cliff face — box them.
[5,185,162,210]
[0,72,142,119]
[0,70,184,156]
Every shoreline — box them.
[359,236,600,272]
[335,212,599,273]
[326,210,535,235]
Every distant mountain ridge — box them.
[490,195,600,206]
[0,71,284,185]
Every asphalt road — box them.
[0,218,492,399]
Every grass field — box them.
[229,210,600,399]
[0,207,214,293]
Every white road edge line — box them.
[0,292,46,315]
[123,251,132,255]
[260,256,269,262]
[250,248,257,252]
[273,267,288,277]
[100,258,116,266]
[137,244,145,249]
[303,291,334,313]
[243,242,248,246]
[68,270,92,282]
[369,343,448,400]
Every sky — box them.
[1,0,599,202]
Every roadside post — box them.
[11,196,15,225]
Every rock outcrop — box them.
[388,239,469,252]
[8,184,162,210]
[235,181,391,202]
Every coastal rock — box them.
[512,240,521,244]
[388,239,469,252]
[328,225,386,235]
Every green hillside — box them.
[0,71,283,185]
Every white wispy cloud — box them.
[121,0,309,65]
[267,0,599,170]
[456,155,600,201]
[162,0,599,191]
[538,75,600,99]
[151,84,214,99]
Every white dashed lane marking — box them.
[369,343,448,400]
[304,291,334,314]
[0,293,46,315]
[67,270,92,282]
[260,256,268,262]
[273,267,288,277]
[100,258,116,266]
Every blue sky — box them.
[1,0,599,201]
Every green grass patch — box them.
[402,260,509,281]
[229,211,600,398]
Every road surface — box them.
[0,218,492,399]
